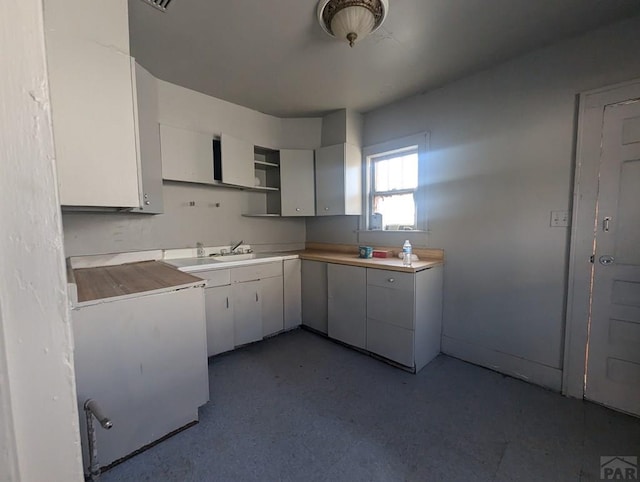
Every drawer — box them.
[366,318,414,368]
[231,261,282,283]
[367,284,415,330]
[192,269,230,287]
[367,268,414,292]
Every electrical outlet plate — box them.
[550,210,569,227]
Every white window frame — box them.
[362,132,429,232]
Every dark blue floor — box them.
[102,329,640,481]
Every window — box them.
[364,133,428,231]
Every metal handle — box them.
[388,278,395,283]
[296,208,301,212]
[603,216,611,232]
[84,399,112,430]
[256,292,259,302]
[226,297,229,309]
[324,207,329,211]
[599,255,615,265]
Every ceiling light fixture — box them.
[317,0,389,48]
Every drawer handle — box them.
[226,297,229,309]
[256,292,259,302]
[388,278,395,283]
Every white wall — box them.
[0,1,83,480]
[62,80,321,256]
[307,15,640,390]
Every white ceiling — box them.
[129,0,640,117]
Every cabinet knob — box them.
[324,207,329,211]
[144,201,151,205]
[388,278,395,283]
[296,208,301,212]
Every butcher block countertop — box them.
[299,243,444,273]
[72,260,205,305]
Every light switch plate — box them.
[550,210,569,227]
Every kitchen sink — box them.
[212,253,257,261]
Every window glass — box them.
[374,153,418,192]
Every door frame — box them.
[563,78,640,399]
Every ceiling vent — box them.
[139,0,173,12]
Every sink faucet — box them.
[231,240,243,254]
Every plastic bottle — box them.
[402,240,412,267]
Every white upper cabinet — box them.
[160,125,214,184]
[315,143,362,216]
[132,63,163,214]
[214,133,255,188]
[45,0,152,209]
[46,31,140,208]
[280,149,315,216]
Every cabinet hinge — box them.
[589,255,595,264]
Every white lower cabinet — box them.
[261,275,284,337]
[230,261,284,346]
[204,285,234,356]
[301,260,443,373]
[283,258,302,330]
[327,264,366,349]
[366,266,443,372]
[301,260,328,334]
[72,287,208,468]
[197,262,284,352]
[233,280,262,346]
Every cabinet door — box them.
[232,281,262,346]
[219,133,254,188]
[160,124,214,184]
[72,288,208,468]
[283,259,302,330]
[204,285,234,356]
[366,318,415,368]
[301,260,328,334]
[280,149,315,216]
[47,31,140,207]
[344,143,363,215]
[327,264,366,349]
[315,144,346,215]
[261,276,284,337]
[131,62,163,213]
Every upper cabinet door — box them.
[315,144,345,216]
[216,133,255,188]
[315,143,362,216]
[280,149,315,216]
[131,62,163,214]
[47,31,141,207]
[160,125,214,185]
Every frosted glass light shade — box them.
[317,0,389,48]
[330,6,376,46]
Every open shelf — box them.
[248,185,279,192]
[254,160,279,169]
[242,213,281,217]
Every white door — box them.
[204,285,234,357]
[315,144,345,215]
[327,264,367,349]
[232,281,262,347]
[585,99,640,417]
[220,133,254,188]
[261,276,284,337]
[280,149,315,216]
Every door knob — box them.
[599,255,615,265]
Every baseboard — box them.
[441,335,563,392]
